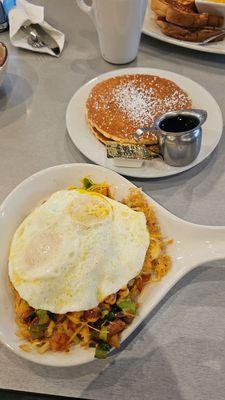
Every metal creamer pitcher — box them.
[135,109,207,167]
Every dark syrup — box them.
[159,115,199,133]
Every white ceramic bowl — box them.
[0,42,7,86]
[196,0,225,27]
[0,163,224,367]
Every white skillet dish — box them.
[0,163,224,367]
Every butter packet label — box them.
[106,141,159,160]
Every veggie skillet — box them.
[12,178,171,359]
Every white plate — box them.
[0,163,225,367]
[66,68,223,179]
[143,7,225,55]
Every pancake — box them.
[86,74,192,145]
[90,123,160,153]
[90,125,111,144]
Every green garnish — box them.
[101,309,109,318]
[107,311,116,321]
[99,326,108,341]
[82,177,94,190]
[36,310,49,324]
[29,310,49,338]
[95,346,107,359]
[99,340,111,352]
[95,340,111,359]
[29,323,48,339]
[117,297,136,315]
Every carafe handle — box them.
[76,0,95,22]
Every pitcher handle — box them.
[76,0,94,20]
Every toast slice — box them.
[208,14,224,28]
[151,0,224,28]
[156,17,223,41]
[166,6,223,28]
[166,7,209,28]
[151,0,196,17]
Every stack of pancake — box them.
[86,74,192,150]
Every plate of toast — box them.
[66,68,223,178]
[143,0,225,54]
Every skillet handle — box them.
[198,225,225,263]
[179,223,225,271]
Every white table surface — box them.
[0,1,225,399]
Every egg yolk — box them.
[69,195,112,226]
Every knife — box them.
[29,24,60,56]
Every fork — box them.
[22,26,47,49]
[27,35,46,49]
[198,31,225,46]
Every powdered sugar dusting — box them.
[111,81,189,126]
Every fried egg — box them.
[9,189,150,313]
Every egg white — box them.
[9,189,150,313]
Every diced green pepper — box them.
[99,340,111,352]
[107,311,115,321]
[36,310,49,324]
[29,323,48,339]
[95,346,108,359]
[99,326,108,341]
[117,297,137,315]
[101,309,109,318]
[82,177,94,190]
[95,340,111,359]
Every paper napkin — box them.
[8,0,65,57]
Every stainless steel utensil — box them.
[134,109,207,167]
[22,24,60,55]
[22,25,47,49]
[198,32,225,45]
[27,35,46,49]
[30,24,60,56]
